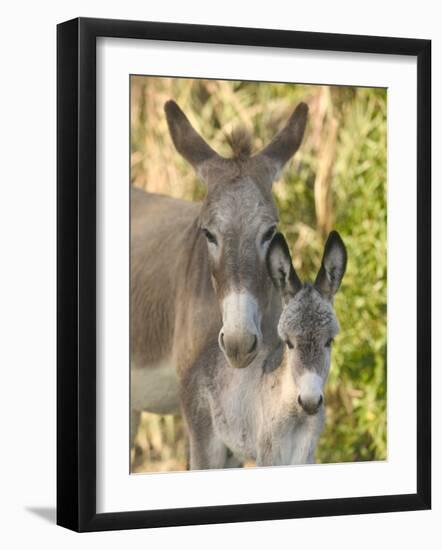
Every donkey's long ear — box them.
[266,233,302,304]
[165,100,221,179]
[314,231,347,301]
[257,102,308,180]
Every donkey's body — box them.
[131,188,214,415]
[181,233,347,469]
[131,101,308,446]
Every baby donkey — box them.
[182,231,347,469]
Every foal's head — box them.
[267,231,347,415]
[165,100,308,369]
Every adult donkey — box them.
[131,100,308,445]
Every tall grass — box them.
[131,76,387,470]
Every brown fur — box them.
[226,127,253,161]
[131,187,222,368]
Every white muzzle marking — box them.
[298,371,324,404]
[221,291,259,334]
[219,291,261,367]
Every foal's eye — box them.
[286,339,294,350]
[325,338,334,348]
[261,225,276,245]
[202,228,218,246]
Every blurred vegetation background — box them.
[130,76,387,473]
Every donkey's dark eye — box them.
[325,338,334,348]
[202,228,218,245]
[261,225,276,245]
[286,339,294,349]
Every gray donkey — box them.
[131,101,308,446]
[181,231,347,468]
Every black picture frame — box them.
[57,17,431,532]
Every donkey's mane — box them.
[226,127,253,161]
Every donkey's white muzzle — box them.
[219,291,261,368]
[297,372,324,415]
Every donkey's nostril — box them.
[248,335,258,355]
[219,330,259,368]
[298,394,323,415]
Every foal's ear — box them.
[257,102,308,181]
[314,231,347,301]
[165,100,221,180]
[266,233,302,303]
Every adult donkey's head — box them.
[165,100,308,369]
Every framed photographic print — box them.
[57,17,431,532]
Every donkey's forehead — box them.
[279,285,337,337]
[201,177,278,230]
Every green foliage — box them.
[131,77,387,468]
[321,87,387,462]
